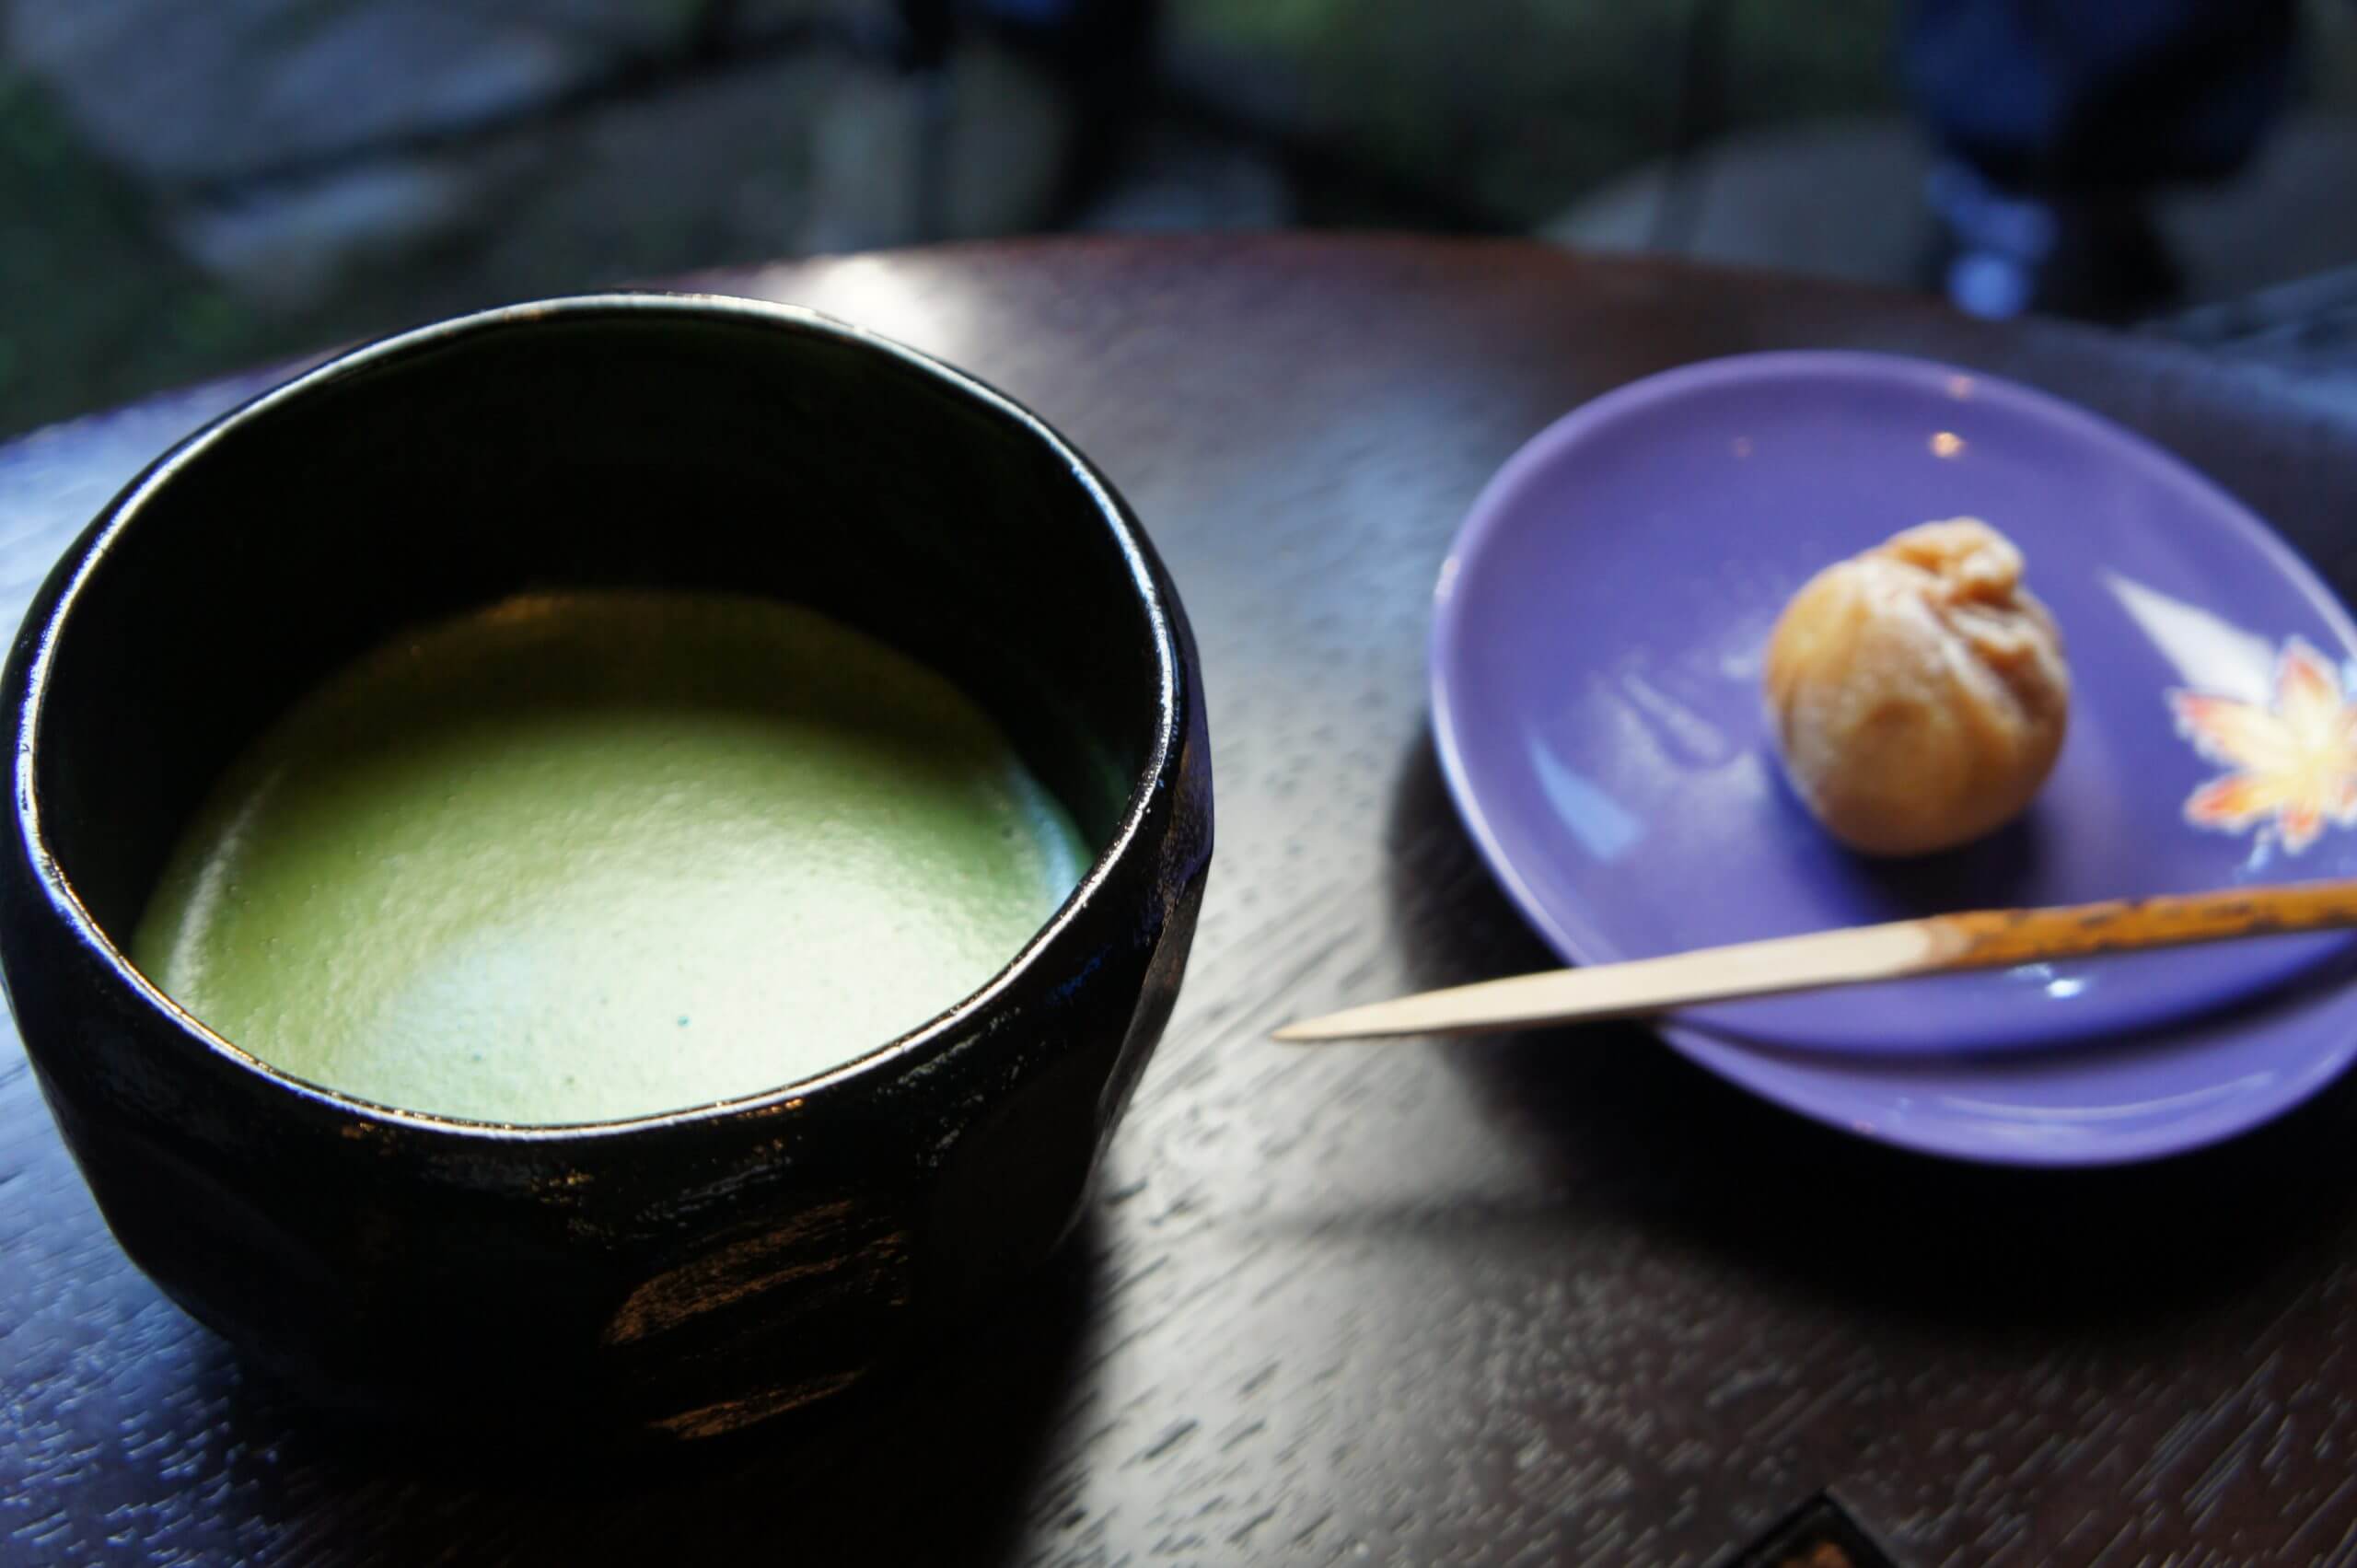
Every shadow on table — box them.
[198,1215,1109,1564]
[1383,732,2357,1337]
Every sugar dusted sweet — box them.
[1763,518,2070,856]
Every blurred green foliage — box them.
[0,74,326,438]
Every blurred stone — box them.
[1545,116,1928,291]
[482,53,852,288]
[164,151,545,309]
[1072,123,1291,233]
[796,41,1069,251]
[0,0,895,192]
[1,0,606,182]
[157,40,1066,310]
[1163,0,1899,226]
[1545,113,2357,313]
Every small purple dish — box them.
[1431,351,2357,1165]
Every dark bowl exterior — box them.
[0,296,1211,1439]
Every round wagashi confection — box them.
[1763,517,2070,856]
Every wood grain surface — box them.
[11,237,2357,1566]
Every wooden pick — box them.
[1272,878,2357,1043]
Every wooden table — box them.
[10,238,2357,1567]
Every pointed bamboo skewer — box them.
[1272,879,2357,1043]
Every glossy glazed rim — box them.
[1429,348,2357,1166]
[10,293,1186,1140]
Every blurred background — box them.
[8,0,2357,442]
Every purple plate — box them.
[1431,352,2357,1164]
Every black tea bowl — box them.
[0,295,1211,1439]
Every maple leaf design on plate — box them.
[2169,637,2357,854]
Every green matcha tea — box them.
[133,591,1092,1123]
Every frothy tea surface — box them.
[134,592,1091,1123]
